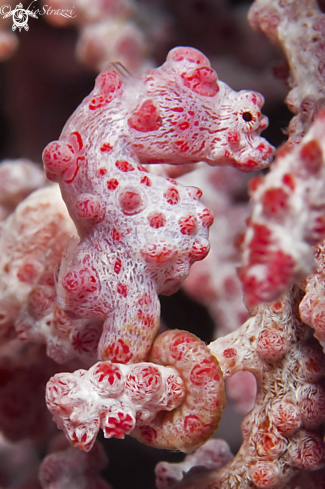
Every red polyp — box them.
[165,374,185,408]
[291,433,325,470]
[164,187,179,205]
[168,47,210,66]
[114,258,122,274]
[138,426,157,444]
[249,461,279,489]
[271,401,301,435]
[271,301,284,313]
[243,250,295,305]
[118,187,143,215]
[311,214,325,239]
[248,176,265,195]
[107,178,119,190]
[199,208,214,228]
[258,10,281,33]
[42,141,75,175]
[140,175,151,186]
[248,223,273,265]
[17,261,41,284]
[179,214,197,235]
[189,359,220,385]
[300,139,323,173]
[300,386,325,427]
[100,143,113,152]
[128,100,162,132]
[169,332,198,361]
[103,412,135,439]
[115,160,134,172]
[70,131,83,151]
[75,193,103,221]
[147,212,166,229]
[255,431,284,458]
[117,283,128,297]
[222,348,237,359]
[191,240,209,261]
[187,187,202,200]
[62,267,99,298]
[181,67,219,97]
[257,329,286,360]
[62,158,80,184]
[137,165,149,172]
[102,339,133,363]
[184,414,204,434]
[141,243,178,265]
[28,285,56,319]
[311,301,325,333]
[71,326,100,356]
[93,363,122,387]
[257,143,274,156]
[268,251,295,288]
[89,71,122,110]
[282,173,295,190]
[125,365,162,401]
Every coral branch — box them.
[248,0,325,143]
[155,439,234,489]
[0,186,75,343]
[179,287,325,488]
[39,441,111,489]
[240,111,325,307]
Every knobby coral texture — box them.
[241,0,325,307]
[2,0,325,488]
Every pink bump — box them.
[115,160,134,172]
[163,187,179,205]
[147,212,166,229]
[128,100,162,132]
[42,141,75,175]
[179,214,197,235]
[75,193,104,222]
[181,67,219,97]
[118,187,143,215]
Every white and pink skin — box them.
[42,47,273,366]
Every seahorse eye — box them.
[242,111,253,122]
